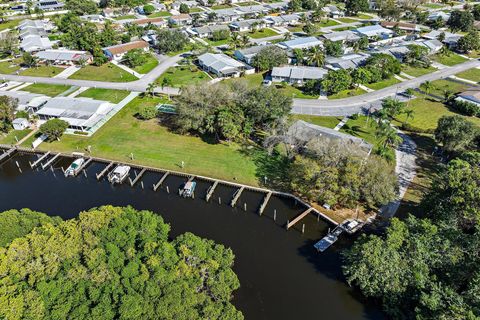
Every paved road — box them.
[292,59,480,116]
[0,54,183,95]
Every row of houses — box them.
[10,0,64,14]
[19,19,54,53]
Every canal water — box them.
[0,153,384,320]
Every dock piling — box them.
[130,168,146,187]
[286,208,314,230]
[153,171,169,191]
[205,181,218,202]
[30,151,50,168]
[218,197,221,205]
[96,161,114,180]
[302,224,305,234]
[230,186,245,207]
[258,192,272,215]
[244,203,247,211]
[274,210,277,221]
[166,186,169,193]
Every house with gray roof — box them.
[214,9,241,22]
[322,30,360,43]
[234,44,272,64]
[456,90,480,106]
[35,49,93,65]
[191,24,230,38]
[277,36,323,51]
[271,66,328,85]
[0,91,49,111]
[264,14,300,26]
[288,120,373,156]
[229,19,266,32]
[20,35,53,52]
[198,53,246,77]
[355,25,393,39]
[325,53,370,70]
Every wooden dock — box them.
[74,158,92,176]
[41,153,60,170]
[205,181,218,202]
[30,151,50,168]
[230,186,245,207]
[153,171,169,191]
[0,147,16,164]
[286,207,314,230]
[258,191,272,215]
[129,168,146,187]
[96,161,114,180]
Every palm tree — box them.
[420,81,433,99]
[376,125,403,149]
[283,32,293,41]
[146,83,156,97]
[443,89,454,103]
[305,46,325,67]
[229,32,241,50]
[404,109,414,125]
[240,34,250,48]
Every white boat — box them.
[108,165,131,184]
[64,158,85,177]
[181,181,196,198]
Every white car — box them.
[262,80,272,87]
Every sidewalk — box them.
[54,65,80,79]
[10,82,32,91]
[111,60,143,79]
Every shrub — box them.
[143,4,155,15]
[137,105,158,120]
[39,118,69,141]
[449,99,480,117]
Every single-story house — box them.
[36,97,114,132]
[235,5,269,16]
[321,30,360,43]
[271,66,328,85]
[190,24,230,38]
[234,44,272,64]
[229,19,266,32]
[287,120,373,156]
[102,8,116,18]
[20,35,53,53]
[263,14,300,26]
[325,53,370,70]
[380,21,420,33]
[277,36,323,51]
[36,0,64,11]
[428,11,450,22]
[375,45,411,60]
[355,25,393,39]
[131,17,167,28]
[19,28,48,40]
[12,118,29,130]
[417,39,443,54]
[215,9,241,22]
[35,49,93,65]
[456,90,480,106]
[198,53,246,78]
[168,14,193,26]
[103,40,149,60]
[0,91,49,111]
[81,15,106,23]
[171,0,197,11]
[322,5,344,18]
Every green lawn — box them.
[34,96,261,186]
[431,53,468,66]
[0,20,20,31]
[148,11,171,17]
[455,68,480,83]
[0,129,32,145]
[132,55,159,74]
[212,4,232,9]
[246,28,279,39]
[19,66,64,77]
[316,20,339,28]
[237,1,259,6]
[337,17,357,23]
[21,83,71,97]
[155,66,209,88]
[332,26,355,31]
[291,115,343,129]
[339,115,380,146]
[69,63,138,82]
[189,7,203,12]
[276,84,319,99]
[353,13,373,19]
[365,77,400,90]
[401,65,437,77]
[287,25,304,32]
[423,3,444,8]
[223,72,265,87]
[0,61,20,74]
[114,15,136,20]
[428,79,469,97]
[394,96,480,131]
[328,87,367,99]
[205,38,230,46]
[77,88,130,103]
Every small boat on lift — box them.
[108,165,131,184]
[64,158,85,177]
[181,181,196,198]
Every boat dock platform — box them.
[205,181,218,202]
[74,158,92,176]
[129,168,146,187]
[153,171,169,191]
[314,225,344,252]
[0,147,17,165]
[96,161,114,180]
[41,153,60,170]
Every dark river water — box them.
[0,153,384,320]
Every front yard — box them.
[455,68,480,83]
[77,88,131,103]
[431,53,468,66]
[291,115,343,129]
[132,54,159,74]
[19,66,64,78]
[401,65,437,77]
[21,83,72,97]
[365,77,400,90]
[246,28,279,39]
[0,61,21,74]
[155,65,210,88]
[68,63,138,82]
[328,87,367,99]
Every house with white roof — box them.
[355,25,393,40]
[322,5,344,18]
[36,97,114,133]
[271,66,328,85]
[0,91,49,112]
[198,53,246,77]
[190,25,230,38]
[263,14,300,26]
[12,118,30,130]
[35,49,93,65]
[229,19,266,32]
[322,30,360,43]
[171,0,197,11]
[325,53,370,70]
[277,37,323,51]
[20,35,53,52]
[234,44,272,64]
[428,11,450,22]
[456,90,480,106]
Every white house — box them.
[12,118,29,130]
[229,19,266,32]
[277,36,323,51]
[355,25,393,39]
[264,14,300,26]
[234,44,272,64]
[168,14,192,26]
[271,66,328,85]
[322,5,344,18]
[35,49,93,65]
[20,35,53,52]
[190,25,230,38]
[198,53,246,77]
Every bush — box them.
[39,118,69,141]
[15,110,29,120]
[449,99,480,117]
[123,49,149,68]
[137,105,158,120]
[143,4,155,15]
[401,122,434,134]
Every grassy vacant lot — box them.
[291,115,342,129]
[0,129,32,145]
[431,53,468,66]
[276,84,318,99]
[328,87,367,99]
[246,28,279,39]
[19,66,64,77]
[0,20,20,31]
[205,38,230,46]
[0,61,20,74]
[114,15,136,20]
[316,20,339,28]
[428,79,469,97]
[353,13,373,19]
[77,88,130,103]
[212,4,232,9]
[148,11,171,17]
[401,65,437,77]
[132,54,158,74]
[36,96,261,185]
[223,72,264,87]
[237,1,259,6]
[155,66,209,88]
[21,83,71,97]
[455,68,480,82]
[337,17,357,23]
[69,63,138,82]
[365,77,400,90]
